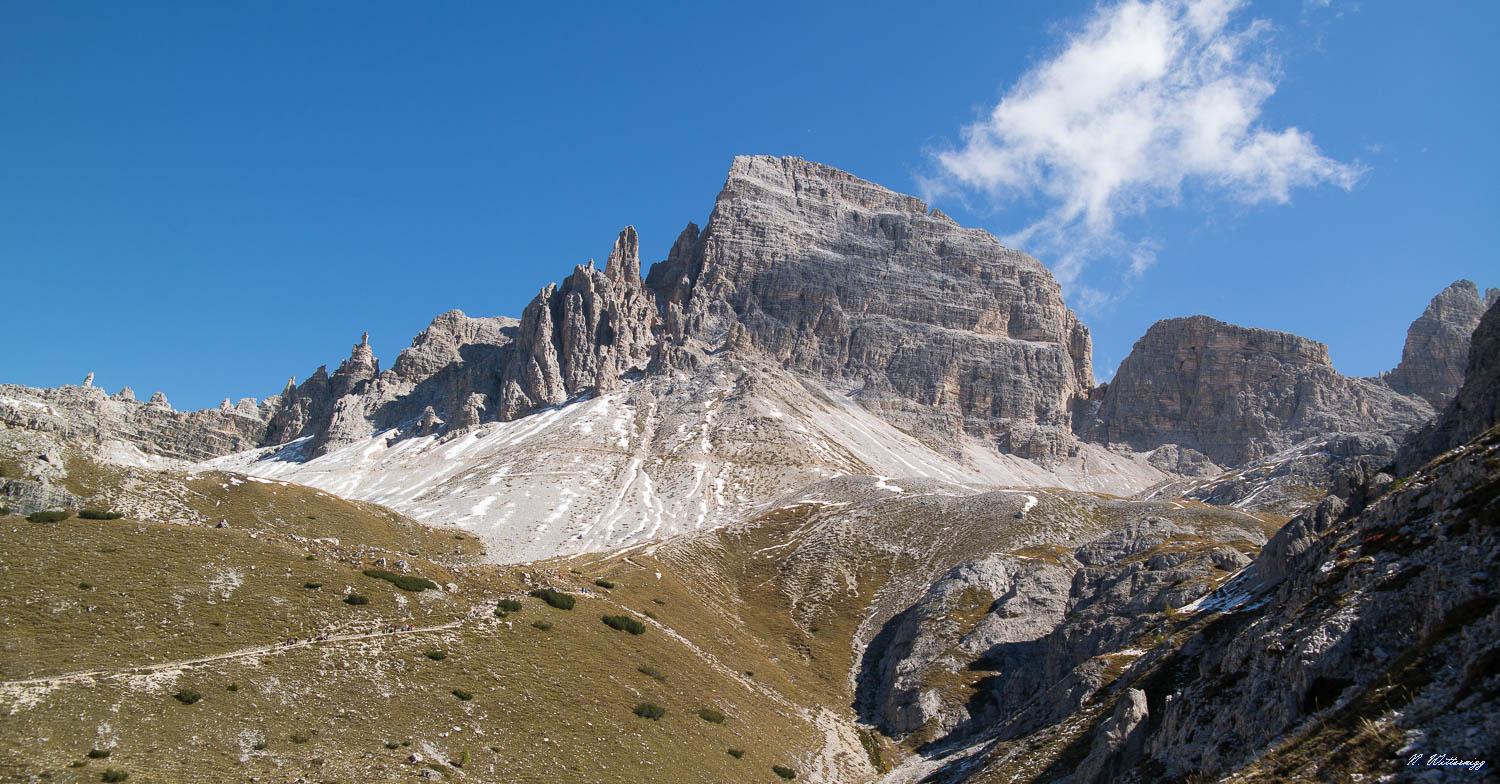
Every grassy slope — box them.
[0,460,822,784]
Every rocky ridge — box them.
[1077,315,1433,466]
[1383,279,1496,408]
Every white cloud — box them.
[932,0,1362,308]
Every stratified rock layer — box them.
[651,155,1094,459]
[1079,316,1432,466]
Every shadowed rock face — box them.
[1384,279,1495,408]
[1078,315,1433,466]
[1399,297,1500,473]
[650,155,1095,459]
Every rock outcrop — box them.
[1078,316,1432,466]
[498,227,658,419]
[650,155,1095,460]
[1384,279,1495,408]
[1398,296,1500,473]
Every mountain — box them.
[1383,279,1496,409]
[1076,315,1433,467]
[2,155,1494,783]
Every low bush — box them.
[78,582,92,590]
[638,665,667,681]
[0,505,10,515]
[225,683,239,692]
[529,588,575,610]
[27,510,70,523]
[344,594,370,605]
[727,748,745,759]
[633,702,665,720]
[425,650,447,661]
[593,578,616,589]
[173,689,201,705]
[86,749,111,759]
[79,508,124,520]
[602,614,646,635]
[698,707,726,724]
[644,609,658,620]
[651,598,667,605]
[452,689,473,701]
[362,568,438,592]
[101,770,129,782]
[773,765,798,780]
[496,598,523,612]
[303,582,322,589]
[252,740,267,751]
[530,620,553,631]
[385,741,400,750]
[290,733,310,744]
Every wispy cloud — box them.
[929,0,1362,310]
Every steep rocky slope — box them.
[1077,316,1432,467]
[203,353,1166,563]
[883,300,1500,784]
[1383,279,1496,408]
[650,155,1095,461]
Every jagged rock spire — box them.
[1386,280,1491,408]
[82,372,94,388]
[605,225,641,282]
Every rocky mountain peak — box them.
[651,154,1094,458]
[1079,315,1432,465]
[1384,278,1492,408]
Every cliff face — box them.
[1398,296,1500,473]
[1384,279,1495,408]
[1078,316,1433,466]
[652,155,1095,459]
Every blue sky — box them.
[2,1,1495,409]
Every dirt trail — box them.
[0,619,466,689]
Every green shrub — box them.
[290,733,310,744]
[727,748,745,759]
[425,650,447,661]
[101,770,129,782]
[529,588,575,610]
[78,582,92,590]
[452,689,473,701]
[593,578,616,589]
[633,702,665,720]
[252,740,267,751]
[697,707,726,724]
[225,683,239,692]
[0,505,10,515]
[303,582,322,589]
[362,568,438,592]
[27,510,70,523]
[602,614,646,634]
[497,598,523,612]
[773,765,798,780]
[638,665,667,681]
[644,609,658,620]
[86,748,111,759]
[79,508,124,520]
[344,594,370,605]
[651,598,667,605]
[173,689,201,705]
[385,741,400,750]
[530,620,553,631]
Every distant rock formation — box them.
[1077,316,1432,466]
[1399,296,1500,472]
[1383,279,1495,408]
